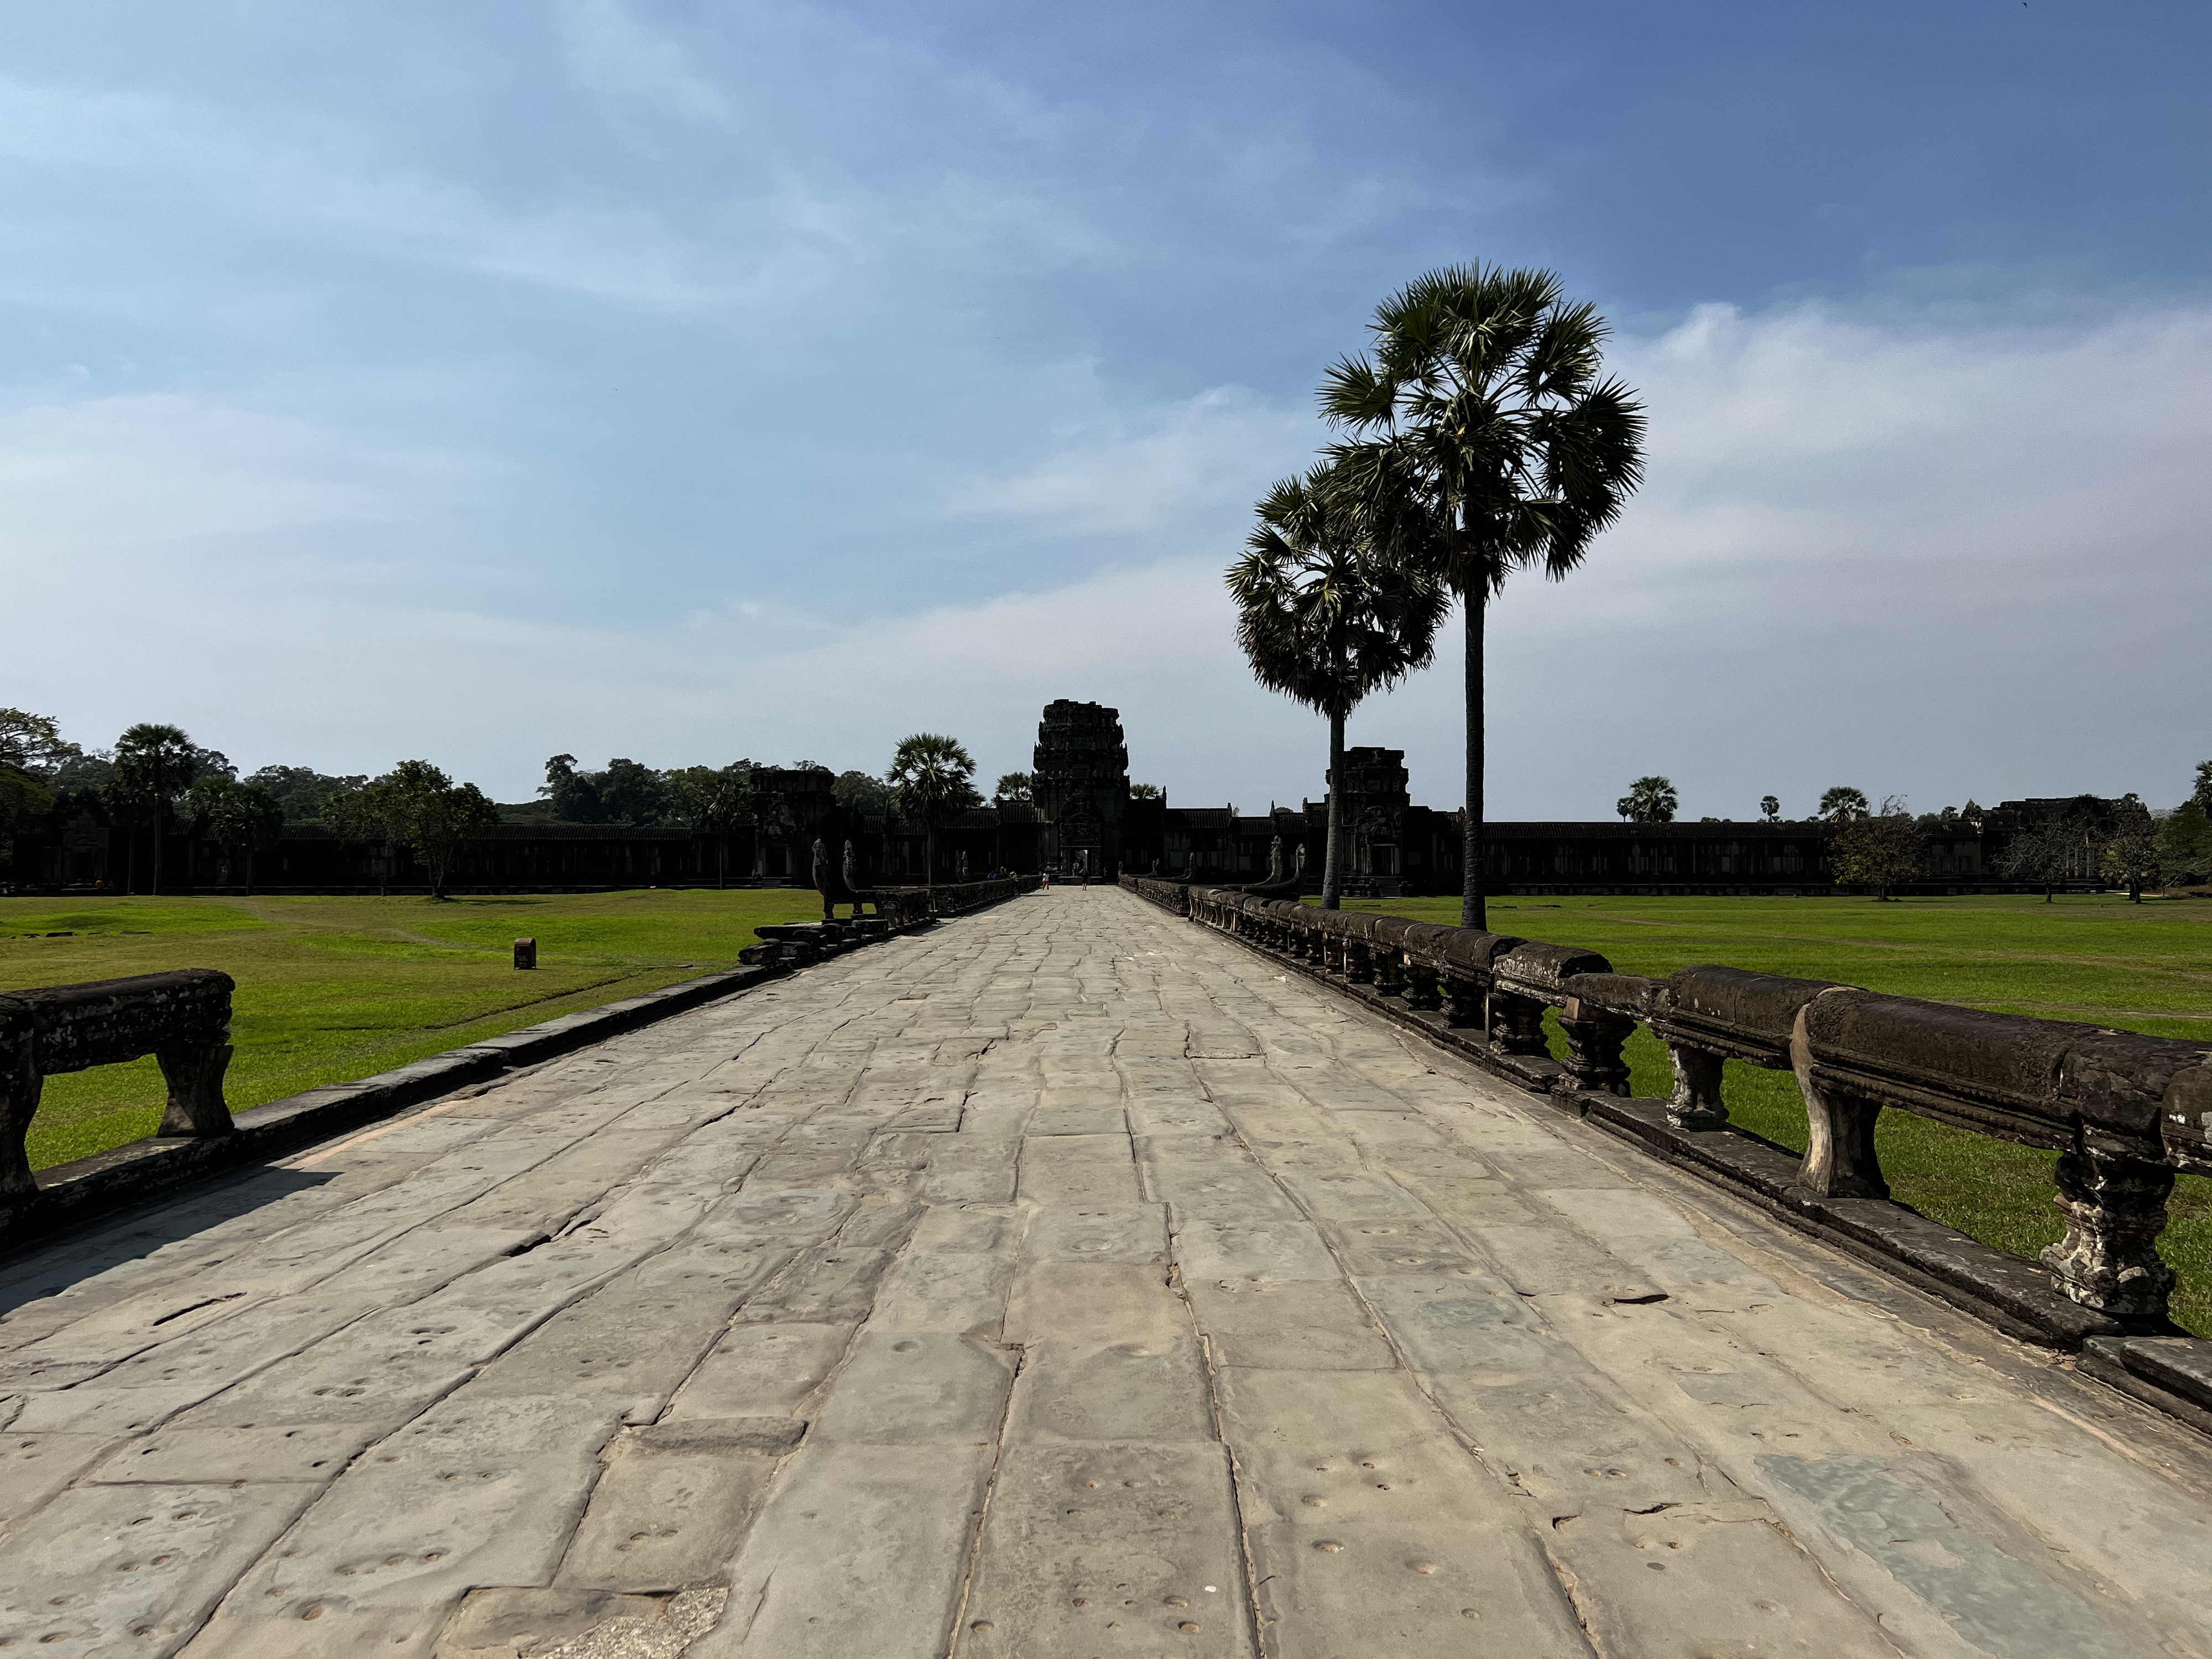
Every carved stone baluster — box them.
[1405,959,1442,1012]
[156,1034,237,1138]
[1558,1000,1632,1095]
[0,1024,43,1197]
[1488,992,1549,1058]
[1344,940,1375,985]
[1443,974,1485,1029]
[2041,1152,2176,1320]
[1791,1000,1887,1199]
[1373,950,1407,999]
[1665,1042,1730,1130]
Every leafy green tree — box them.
[0,709,75,775]
[667,762,755,889]
[2100,831,2161,902]
[540,754,604,822]
[1760,795,1781,822]
[1830,796,1924,899]
[112,723,229,895]
[597,758,669,825]
[0,765,50,840]
[1615,776,1678,823]
[188,776,285,894]
[1230,462,1446,908]
[993,773,1035,804]
[1129,783,1162,800]
[1997,818,2088,903]
[331,760,499,899]
[1819,786,1870,824]
[2156,801,2212,886]
[0,709,67,850]
[886,734,980,885]
[833,769,893,815]
[244,765,369,823]
[1322,264,1645,930]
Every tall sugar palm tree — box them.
[1616,775,1678,823]
[1229,462,1447,909]
[112,722,206,896]
[1323,264,1645,930]
[886,733,979,886]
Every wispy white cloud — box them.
[8,296,2204,821]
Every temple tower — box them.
[1034,700,1130,877]
[1331,746,1411,883]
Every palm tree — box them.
[1819,786,1870,823]
[1229,463,1447,909]
[1616,775,1678,823]
[112,723,207,895]
[887,734,979,885]
[1322,264,1646,930]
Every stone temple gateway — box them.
[1032,697,1130,879]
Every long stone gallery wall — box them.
[0,696,2131,896]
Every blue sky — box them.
[6,1,2207,816]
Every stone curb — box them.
[1,908,958,1258]
[1167,892,2212,1437]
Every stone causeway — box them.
[4,886,2210,1656]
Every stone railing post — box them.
[0,1005,41,1197]
[1343,937,1375,985]
[1665,1042,1729,1130]
[1442,974,1485,1028]
[1791,995,1888,1200]
[1558,999,1632,1096]
[1488,992,1549,1058]
[2042,1152,2178,1318]
[155,1032,236,1138]
[1373,948,1407,999]
[1404,959,1442,1011]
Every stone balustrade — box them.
[0,969,236,1196]
[1125,875,2212,1331]
[741,877,1038,963]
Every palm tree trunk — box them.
[926,826,936,888]
[1322,709,1346,911]
[151,802,164,897]
[1462,595,1487,932]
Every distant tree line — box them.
[11,706,2208,901]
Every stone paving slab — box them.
[4,886,2212,1656]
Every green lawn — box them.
[2,889,825,1171]
[1328,892,2212,1334]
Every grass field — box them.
[1329,891,2212,1334]
[1,889,823,1171]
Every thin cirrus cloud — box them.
[9,294,2203,820]
[0,3,2203,816]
